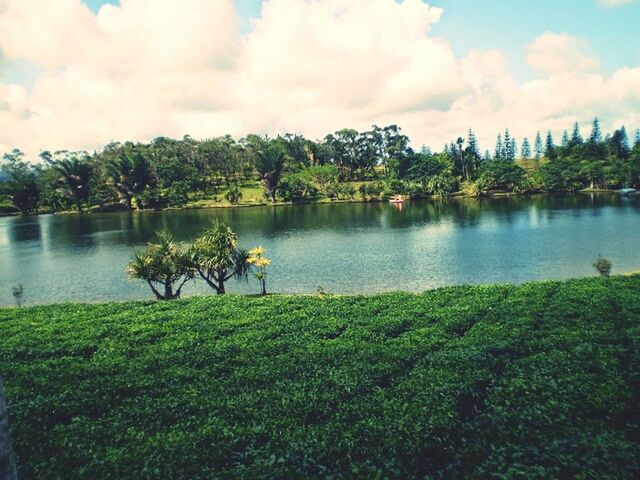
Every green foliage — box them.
[126,231,194,300]
[189,220,249,294]
[277,174,319,202]
[1,276,639,478]
[427,172,458,197]
[0,150,41,214]
[225,184,243,205]
[474,160,526,193]
[593,257,613,277]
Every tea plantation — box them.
[1,276,639,479]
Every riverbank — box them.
[1,184,632,218]
[1,275,638,478]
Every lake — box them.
[1,194,638,305]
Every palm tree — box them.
[189,220,249,294]
[127,232,194,300]
[253,140,288,202]
[53,155,92,212]
[107,151,153,209]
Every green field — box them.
[1,276,639,479]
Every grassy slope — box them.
[1,277,639,479]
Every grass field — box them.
[1,276,639,479]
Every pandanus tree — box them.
[127,232,194,300]
[107,151,153,209]
[52,154,92,212]
[189,220,249,294]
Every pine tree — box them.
[534,131,543,160]
[570,121,583,146]
[467,129,480,159]
[635,129,640,147]
[503,129,513,161]
[589,117,602,144]
[484,150,492,162]
[521,137,532,159]
[561,130,569,148]
[494,134,504,160]
[511,138,517,160]
[545,131,556,159]
[612,126,630,159]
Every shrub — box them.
[277,174,319,202]
[225,184,243,205]
[1,276,639,479]
[593,257,612,277]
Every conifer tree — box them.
[484,150,492,162]
[494,134,504,160]
[467,129,480,160]
[589,117,602,144]
[534,131,543,160]
[503,129,513,161]
[570,121,583,146]
[635,129,640,147]
[521,137,532,159]
[561,130,569,148]
[545,131,556,159]
[510,138,517,160]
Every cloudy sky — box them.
[1,0,639,157]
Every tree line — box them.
[1,120,639,215]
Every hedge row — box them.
[1,276,639,479]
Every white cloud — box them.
[527,33,600,76]
[0,0,638,157]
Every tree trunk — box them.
[164,282,174,300]
[260,279,267,296]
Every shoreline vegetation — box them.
[1,275,639,478]
[2,119,639,217]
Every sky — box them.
[1,0,639,157]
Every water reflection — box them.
[0,193,638,305]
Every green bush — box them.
[1,276,639,479]
[277,174,319,202]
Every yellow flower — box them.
[248,246,264,256]
[255,257,271,267]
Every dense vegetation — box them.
[1,275,639,479]
[1,120,639,215]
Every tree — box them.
[247,246,271,296]
[252,138,288,202]
[225,184,243,205]
[545,131,556,160]
[534,131,543,160]
[0,150,41,215]
[521,137,532,159]
[503,129,514,161]
[50,152,93,212]
[190,220,249,295]
[467,129,480,160]
[494,134,504,160]
[570,122,583,147]
[107,149,154,209]
[427,172,457,197]
[561,130,569,148]
[127,232,194,300]
[589,117,602,144]
[611,127,630,159]
[635,129,640,148]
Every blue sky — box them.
[84,0,640,80]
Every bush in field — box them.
[277,174,319,202]
[225,184,243,205]
[427,172,458,197]
[359,181,388,199]
[593,257,612,277]
[189,220,249,294]
[126,231,194,300]
[326,182,356,200]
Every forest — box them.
[1,119,639,215]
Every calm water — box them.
[1,194,639,305]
